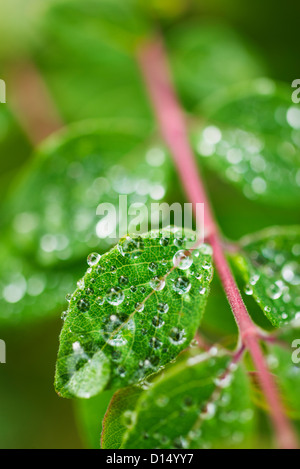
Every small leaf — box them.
[230,226,300,327]
[55,228,213,398]
[192,80,300,206]
[102,350,254,449]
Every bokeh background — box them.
[0,0,299,448]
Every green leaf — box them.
[42,0,150,56]
[0,0,50,60]
[192,80,300,206]
[55,228,213,398]
[2,119,171,266]
[0,243,83,325]
[167,20,264,110]
[0,107,31,203]
[102,350,255,449]
[230,226,300,327]
[0,120,173,323]
[101,386,142,449]
[268,324,300,419]
[37,1,152,123]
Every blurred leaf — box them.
[102,351,255,449]
[2,119,171,266]
[0,119,173,324]
[55,228,213,398]
[0,107,31,202]
[37,1,152,123]
[192,80,300,206]
[167,20,264,110]
[0,0,52,60]
[75,389,115,449]
[42,0,150,55]
[230,226,300,327]
[0,243,83,325]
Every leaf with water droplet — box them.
[101,350,254,449]
[270,326,300,419]
[249,325,300,420]
[230,226,300,327]
[55,228,213,398]
[192,81,300,206]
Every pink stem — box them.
[9,61,63,145]
[137,37,298,450]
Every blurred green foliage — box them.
[0,0,299,449]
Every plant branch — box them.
[8,60,63,145]
[137,37,298,450]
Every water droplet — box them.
[96,265,105,275]
[148,262,158,272]
[173,436,188,449]
[169,327,186,345]
[173,277,191,294]
[96,296,104,306]
[61,311,68,321]
[244,284,253,295]
[152,315,165,328]
[87,252,101,266]
[150,276,165,291]
[160,237,169,247]
[118,275,129,286]
[135,302,144,312]
[77,278,85,290]
[157,302,169,314]
[149,337,162,349]
[119,236,144,259]
[122,410,136,428]
[266,281,284,300]
[201,402,216,420]
[249,274,260,286]
[117,367,126,378]
[173,250,193,270]
[106,286,125,306]
[77,298,90,312]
